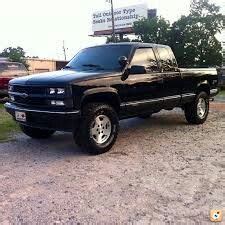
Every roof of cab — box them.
[105,42,170,48]
[86,42,170,49]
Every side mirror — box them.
[129,65,146,74]
[118,56,128,68]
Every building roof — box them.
[25,58,68,62]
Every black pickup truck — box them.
[5,43,219,154]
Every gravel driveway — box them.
[0,106,225,224]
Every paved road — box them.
[0,108,225,224]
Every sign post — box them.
[107,0,116,42]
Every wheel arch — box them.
[196,81,210,96]
[81,87,121,113]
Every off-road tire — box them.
[20,125,55,139]
[184,91,209,124]
[74,103,119,155]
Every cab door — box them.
[123,47,164,115]
[155,47,182,108]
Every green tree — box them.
[171,0,224,67]
[106,36,131,43]
[0,47,29,68]
[133,17,171,45]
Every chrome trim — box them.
[210,89,218,95]
[8,91,29,98]
[182,93,196,98]
[121,93,196,107]
[120,103,127,107]
[121,98,163,107]
[4,102,80,115]
[164,95,181,101]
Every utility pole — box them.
[62,40,67,61]
[107,0,116,42]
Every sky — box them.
[0,0,224,60]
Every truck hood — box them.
[10,69,117,86]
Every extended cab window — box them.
[157,47,175,72]
[131,48,159,72]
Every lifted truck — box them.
[5,43,219,154]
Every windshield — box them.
[66,45,132,72]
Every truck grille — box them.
[11,85,47,107]
[14,96,46,106]
[13,86,46,95]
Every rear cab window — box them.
[157,47,177,72]
[131,48,160,73]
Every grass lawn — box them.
[0,104,19,142]
[218,90,225,97]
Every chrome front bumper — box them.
[4,102,81,132]
[210,88,219,97]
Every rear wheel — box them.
[74,103,119,155]
[184,91,209,124]
[20,125,55,139]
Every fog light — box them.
[51,100,65,106]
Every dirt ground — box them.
[0,103,225,224]
[211,101,225,112]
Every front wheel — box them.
[20,125,55,139]
[74,103,119,155]
[184,91,209,124]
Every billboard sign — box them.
[92,4,148,35]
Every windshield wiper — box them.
[82,64,104,70]
[63,66,73,69]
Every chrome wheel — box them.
[90,115,112,144]
[197,98,206,119]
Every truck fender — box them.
[81,87,121,111]
[196,80,210,95]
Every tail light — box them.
[0,78,11,89]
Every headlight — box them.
[57,88,65,95]
[48,88,65,95]
[49,88,56,94]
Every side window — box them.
[147,48,159,72]
[157,47,175,72]
[131,48,159,73]
[131,48,149,67]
